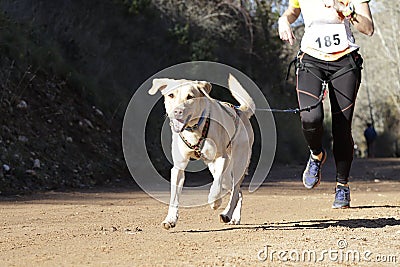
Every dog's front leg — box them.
[208,156,229,210]
[162,166,185,230]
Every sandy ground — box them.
[0,158,399,266]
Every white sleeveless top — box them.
[289,0,370,61]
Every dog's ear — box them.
[148,78,170,95]
[197,81,212,96]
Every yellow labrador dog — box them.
[148,74,254,229]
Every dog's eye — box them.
[168,93,174,98]
[187,95,194,100]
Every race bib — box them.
[307,24,349,54]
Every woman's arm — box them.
[278,6,301,45]
[351,2,374,36]
[324,0,374,36]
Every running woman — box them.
[278,0,374,208]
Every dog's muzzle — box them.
[170,115,191,133]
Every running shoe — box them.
[302,149,326,189]
[332,185,351,209]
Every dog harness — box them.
[218,101,240,149]
[179,102,240,159]
[179,112,211,159]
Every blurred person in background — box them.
[364,122,377,158]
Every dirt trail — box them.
[0,158,399,266]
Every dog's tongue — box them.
[172,119,186,133]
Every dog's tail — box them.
[228,74,255,118]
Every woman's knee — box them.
[301,111,324,130]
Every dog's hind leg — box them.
[220,129,251,224]
[219,181,241,224]
[162,166,186,230]
[229,187,243,224]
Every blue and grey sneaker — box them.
[302,150,326,189]
[332,185,351,209]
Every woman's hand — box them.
[323,0,374,36]
[278,5,301,46]
[278,17,296,45]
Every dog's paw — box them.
[209,198,222,210]
[219,214,231,223]
[228,218,240,225]
[161,220,176,230]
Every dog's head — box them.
[148,78,212,133]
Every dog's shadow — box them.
[175,209,400,233]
